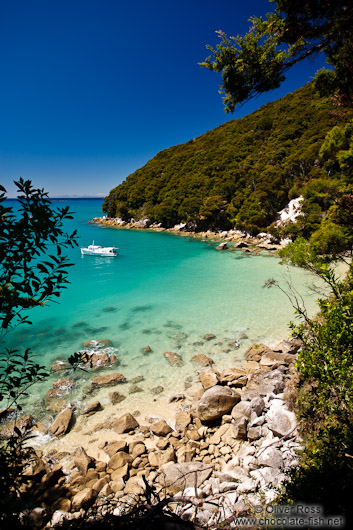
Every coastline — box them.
[90,216,289,254]
[1,336,303,527]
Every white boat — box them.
[81,241,118,257]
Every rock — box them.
[74,447,94,475]
[266,399,297,437]
[104,440,128,457]
[80,350,118,368]
[82,401,102,415]
[163,351,183,366]
[259,350,296,367]
[191,354,214,367]
[246,369,285,396]
[198,385,240,422]
[273,338,302,355]
[131,443,146,460]
[124,476,146,496]
[231,401,252,420]
[233,416,248,440]
[109,391,126,404]
[142,345,152,355]
[150,420,173,436]
[113,412,139,434]
[199,368,220,389]
[216,242,228,250]
[243,361,260,374]
[81,339,113,349]
[175,411,192,432]
[49,408,72,436]
[220,368,247,387]
[159,462,213,495]
[71,488,98,511]
[247,426,262,441]
[257,447,284,469]
[245,344,273,362]
[250,397,266,416]
[91,373,126,388]
[0,414,36,439]
[169,393,186,402]
[203,334,216,341]
[131,376,144,384]
[108,451,132,470]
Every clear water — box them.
[3,199,322,420]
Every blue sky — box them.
[0,0,326,198]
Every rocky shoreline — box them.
[90,216,291,253]
[2,338,303,528]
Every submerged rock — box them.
[163,351,183,366]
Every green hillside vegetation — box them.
[103,83,352,242]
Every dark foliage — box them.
[103,84,352,235]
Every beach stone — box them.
[111,464,129,481]
[113,412,139,434]
[81,339,113,349]
[142,345,152,355]
[191,354,214,367]
[45,396,70,413]
[159,462,213,495]
[109,391,126,404]
[273,338,302,355]
[175,411,192,432]
[243,361,260,374]
[250,397,266,416]
[266,399,297,437]
[74,447,95,475]
[150,420,173,436]
[245,344,273,362]
[129,385,143,394]
[49,408,72,436]
[199,368,220,389]
[260,351,296,367]
[108,451,132,470]
[91,372,126,388]
[131,443,146,460]
[257,447,284,469]
[197,385,240,422]
[231,401,252,420]
[247,426,262,441]
[82,401,102,415]
[203,333,216,341]
[71,488,98,511]
[164,351,183,366]
[124,476,146,496]
[220,368,247,387]
[233,416,248,440]
[104,440,128,457]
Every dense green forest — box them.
[103,83,353,245]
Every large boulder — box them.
[159,462,213,495]
[245,344,273,362]
[197,385,240,422]
[150,420,173,436]
[91,372,126,388]
[199,368,220,390]
[71,488,97,511]
[49,408,72,436]
[266,399,297,437]
[113,412,139,434]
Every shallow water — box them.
[3,199,323,422]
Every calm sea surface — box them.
[4,198,322,417]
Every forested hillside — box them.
[103,83,352,238]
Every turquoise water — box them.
[4,199,322,418]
